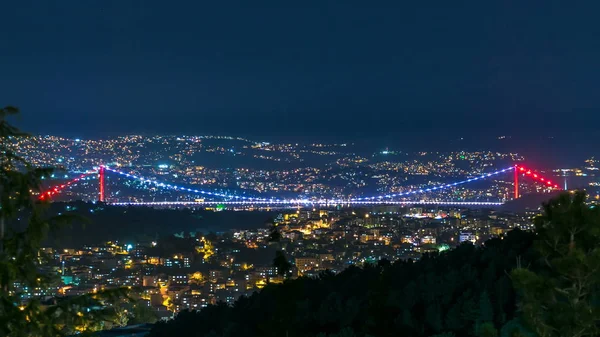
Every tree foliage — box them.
[151,190,600,337]
[273,250,292,277]
[511,190,600,337]
[129,302,159,325]
[0,106,129,336]
[150,229,536,337]
[267,223,281,243]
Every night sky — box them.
[2,1,600,150]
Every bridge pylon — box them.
[99,166,105,202]
[514,165,519,199]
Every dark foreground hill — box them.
[149,229,536,337]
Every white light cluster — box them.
[110,200,504,206]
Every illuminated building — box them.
[459,232,477,244]
[295,257,319,273]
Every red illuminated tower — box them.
[99,166,105,202]
[514,165,519,199]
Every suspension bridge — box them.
[38,164,561,207]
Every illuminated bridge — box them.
[40,164,561,207]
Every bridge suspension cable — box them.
[38,172,97,200]
[102,166,271,201]
[39,163,562,205]
[350,166,515,201]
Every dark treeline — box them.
[150,229,537,337]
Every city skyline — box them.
[12,130,599,169]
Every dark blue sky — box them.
[2,1,599,146]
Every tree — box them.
[129,302,158,325]
[268,224,281,243]
[429,333,455,337]
[189,271,204,285]
[425,303,443,334]
[200,237,214,261]
[273,250,291,277]
[499,318,536,337]
[511,190,600,337]
[475,291,497,336]
[477,323,498,337]
[0,106,130,336]
[113,306,130,328]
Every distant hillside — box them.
[12,202,275,247]
[501,191,561,213]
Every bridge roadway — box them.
[109,200,504,207]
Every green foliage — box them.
[149,229,536,337]
[499,318,535,337]
[477,322,498,337]
[129,302,159,325]
[0,107,129,336]
[511,191,600,337]
[475,291,497,336]
[316,327,355,337]
[478,291,494,323]
[429,333,455,337]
